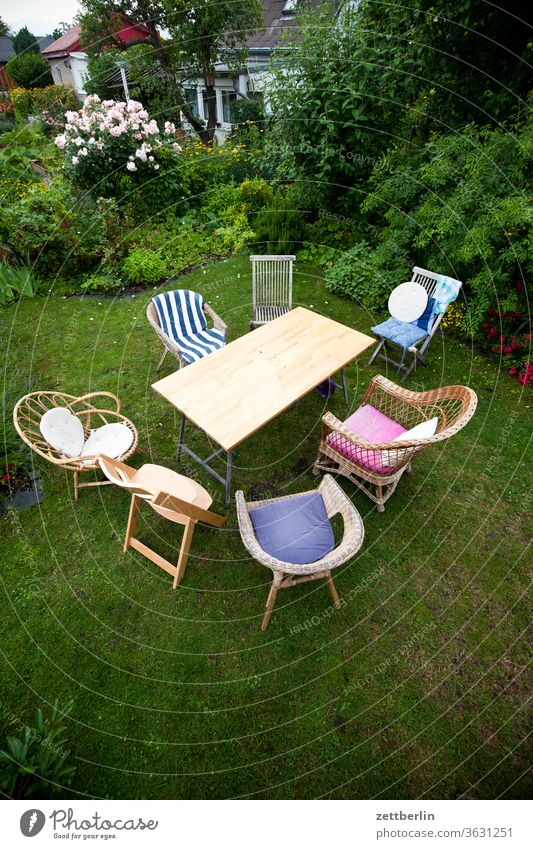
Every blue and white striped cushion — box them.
[152,289,225,364]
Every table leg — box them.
[225,451,233,507]
[340,367,348,407]
[176,413,186,461]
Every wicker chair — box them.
[313,375,477,512]
[13,391,138,500]
[236,475,365,630]
[147,291,228,372]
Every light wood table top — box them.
[152,307,375,451]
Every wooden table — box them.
[152,307,375,504]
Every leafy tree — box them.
[0,16,10,36]
[7,52,53,88]
[13,26,39,55]
[169,0,263,141]
[262,2,416,211]
[85,44,179,124]
[79,0,263,142]
[51,22,71,40]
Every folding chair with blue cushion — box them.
[147,289,228,371]
[369,267,462,381]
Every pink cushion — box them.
[327,404,406,472]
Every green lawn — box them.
[0,254,530,799]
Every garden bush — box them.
[298,216,363,268]
[122,248,168,285]
[55,95,184,203]
[478,304,532,386]
[325,240,407,311]
[253,192,306,254]
[11,85,79,125]
[0,699,76,798]
[7,53,53,90]
[2,179,107,280]
[0,261,36,306]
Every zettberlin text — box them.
[376,811,435,821]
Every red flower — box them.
[488,307,495,315]
[508,367,517,376]
[504,346,513,355]
[2,474,9,481]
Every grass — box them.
[0,253,531,799]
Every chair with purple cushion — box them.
[369,267,462,380]
[314,374,477,512]
[235,475,364,630]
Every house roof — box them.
[43,18,151,59]
[36,36,55,52]
[42,24,83,58]
[0,37,15,65]
[248,0,332,50]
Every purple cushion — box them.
[249,492,334,565]
[327,404,406,472]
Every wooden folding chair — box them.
[98,455,225,588]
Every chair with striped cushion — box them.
[147,289,228,371]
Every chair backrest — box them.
[98,455,225,527]
[250,255,295,309]
[410,266,440,298]
[151,289,206,343]
[410,266,463,333]
[13,391,125,467]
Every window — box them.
[184,87,199,117]
[54,65,63,83]
[221,90,236,124]
[201,89,218,122]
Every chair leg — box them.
[124,494,142,552]
[261,575,282,631]
[326,573,341,608]
[376,485,385,513]
[173,519,196,589]
[156,347,168,372]
[368,338,384,365]
[73,471,79,501]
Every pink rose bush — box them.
[54,95,181,199]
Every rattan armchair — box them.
[313,375,477,512]
[147,294,228,371]
[13,391,138,500]
[236,475,365,630]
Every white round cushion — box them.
[81,422,134,464]
[388,281,428,323]
[40,407,85,458]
